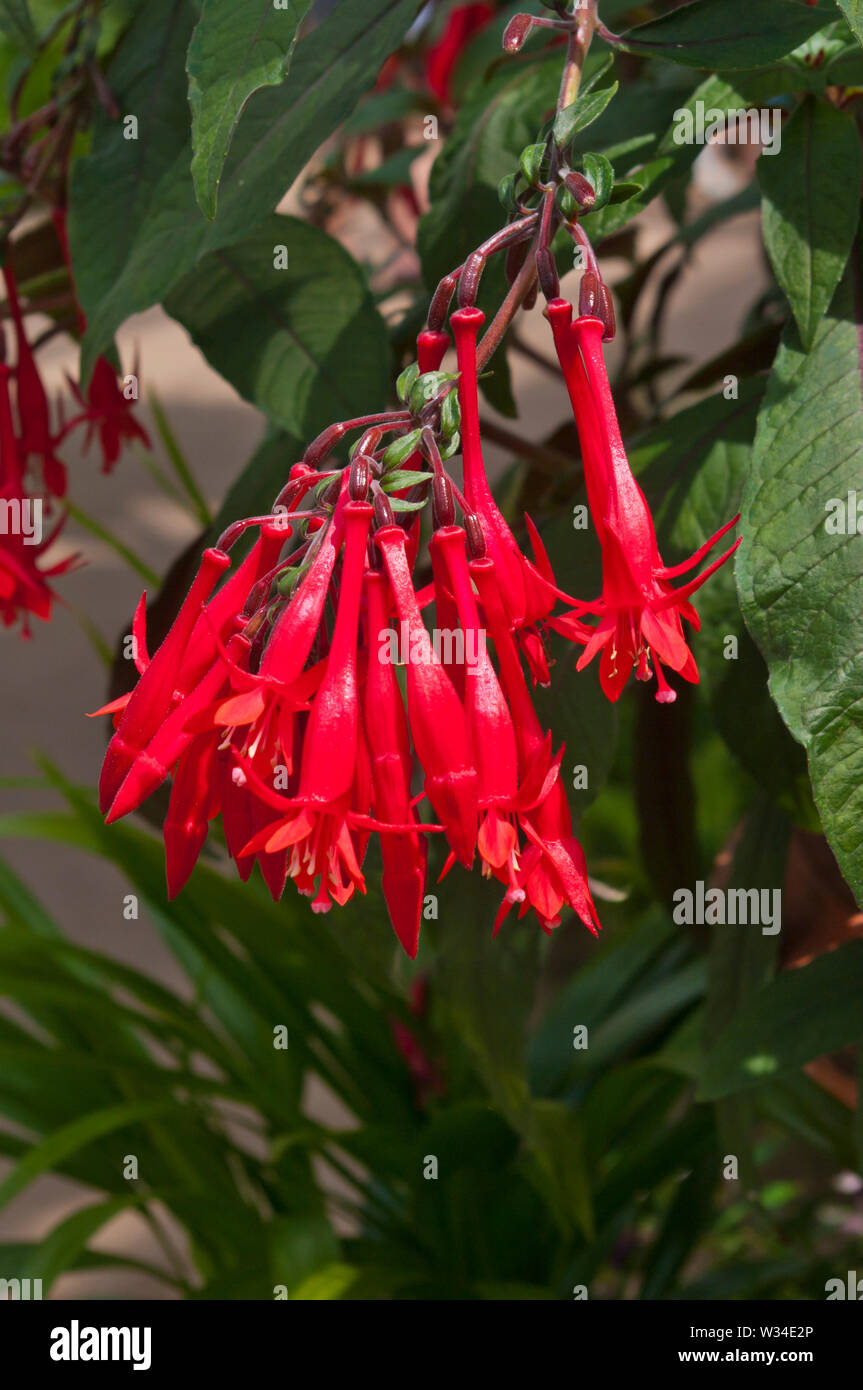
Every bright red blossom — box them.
[547,297,740,703]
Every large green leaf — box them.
[69,0,422,381]
[759,97,861,351]
[699,940,863,1099]
[737,255,863,901]
[618,0,835,70]
[631,380,812,813]
[188,0,312,218]
[165,217,390,437]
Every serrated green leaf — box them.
[188,0,312,219]
[165,217,390,438]
[837,0,863,48]
[759,96,861,351]
[737,254,863,901]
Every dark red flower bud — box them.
[536,247,560,301]
[578,270,602,319]
[599,282,616,342]
[349,454,371,501]
[503,13,534,52]
[432,472,455,529]
[564,170,596,211]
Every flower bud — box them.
[432,473,455,529]
[564,169,596,211]
[536,247,560,301]
[349,454,371,501]
[463,511,486,559]
[578,270,601,319]
[503,14,534,52]
[599,283,616,342]
[374,489,395,529]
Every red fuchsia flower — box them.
[467,551,598,936]
[2,264,67,498]
[546,294,740,704]
[375,520,478,867]
[364,566,428,958]
[450,305,570,686]
[96,524,288,820]
[235,501,378,916]
[425,2,495,104]
[69,353,151,475]
[0,362,77,636]
[52,207,150,474]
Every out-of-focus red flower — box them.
[52,206,150,474]
[68,353,151,474]
[2,265,67,498]
[0,363,77,636]
[425,2,495,104]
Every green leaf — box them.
[70,0,423,382]
[580,151,614,210]
[554,81,619,147]
[702,797,789,1187]
[188,0,312,219]
[0,1099,182,1207]
[527,1101,594,1241]
[0,0,37,52]
[640,1158,717,1299]
[631,379,811,815]
[837,0,863,47]
[699,941,863,1099]
[581,75,747,241]
[737,254,863,901]
[759,97,861,351]
[619,0,835,70]
[165,217,390,437]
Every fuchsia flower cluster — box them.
[95,268,739,956]
[0,209,149,635]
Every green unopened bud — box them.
[409,370,456,416]
[498,172,520,213]
[396,361,420,403]
[519,141,547,188]
[381,428,422,470]
[439,431,461,461]
[439,389,460,440]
